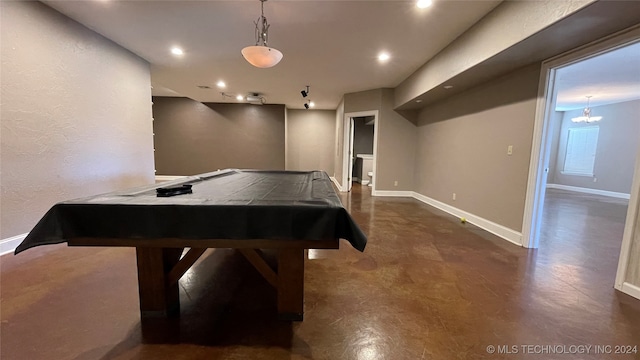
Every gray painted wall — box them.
[342,89,417,191]
[414,64,540,232]
[353,117,374,156]
[152,97,285,175]
[334,99,345,185]
[548,100,640,194]
[1,1,154,239]
[547,111,565,178]
[379,89,417,191]
[286,109,335,174]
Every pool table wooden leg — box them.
[136,247,183,317]
[277,248,305,321]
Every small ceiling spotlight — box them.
[417,0,433,9]
[304,103,309,109]
[304,100,314,109]
[236,95,244,101]
[216,81,226,88]
[301,85,310,98]
[378,52,390,62]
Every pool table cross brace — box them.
[135,246,311,321]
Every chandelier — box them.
[241,0,283,68]
[571,96,603,123]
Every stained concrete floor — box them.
[1,185,639,359]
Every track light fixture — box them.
[303,100,314,109]
[301,85,310,98]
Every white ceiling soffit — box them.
[40,0,502,110]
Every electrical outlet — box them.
[452,193,456,200]
[593,177,598,182]
[507,145,513,155]
[394,181,398,187]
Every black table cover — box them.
[15,169,367,254]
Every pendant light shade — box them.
[241,45,283,68]
[242,0,283,68]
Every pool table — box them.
[15,169,367,321]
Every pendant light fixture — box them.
[571,96,603,123]
[241,0,283,68]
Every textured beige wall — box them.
[353,117,374,156]
[286,109,335,174]
[334,99,345,187]
[547,111,565,177]
[0,1,154,239]
[549,100,640,194]
[152,97,285,175]
[414,64,541,232]
[344,89,382,114]
[342,88,417,191]
[394,0,594,107]
[378,89,417,191]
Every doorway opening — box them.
[342,111,378,192]
[523,27,640,300]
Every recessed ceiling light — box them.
[236,95,244,101]
[444,85,454,89]
[378,52,390,62]
[417,0,433,8]
[416,99,423,103]
[216,81,226,88]
[171,47,184,56]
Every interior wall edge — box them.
[330,176,343,192]
[412,191,523,246]
[0,234,28,256]
[546,184,631,200]
[620,282,640,301]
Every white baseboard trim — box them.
[547,183,630,200]
[330,176,343,192]
[620,282,640,301]
[1,233,27,256]
[155,175,187,182]
[372,190,413,197]
[412,192,523,246]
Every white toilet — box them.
[367,171,373,187]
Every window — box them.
[563,126,599,176]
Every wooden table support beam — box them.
[239,249,278,287]
[277,248,305,321]
[136,247,183,317]
[167,248,207,285]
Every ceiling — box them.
[38,1,640,112]
[41,0,502,110]
[554,41,640,111]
